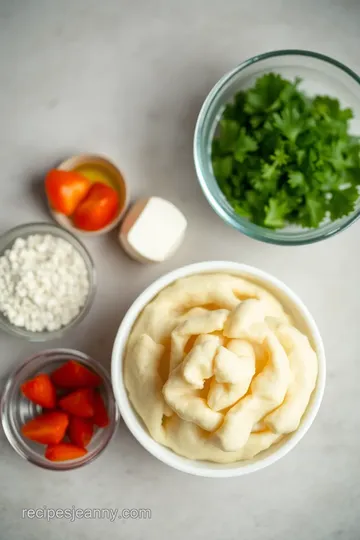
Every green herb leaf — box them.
[264,197,290,228]
[244,73,289,114]
[312,96,353,124]
[218,119,239,152]
[234,128,258,163]
[212,156,233,181]
[288,171,306,190]
[272,105,307,143]
[328,186,358,220]
[211,72,360,230]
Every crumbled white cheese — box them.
[0,234,90,332]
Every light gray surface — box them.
[0,1,359,538]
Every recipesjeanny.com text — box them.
[22,506,152,522]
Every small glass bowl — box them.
[0,222,96,341]
[194,49,360,245]
[1,349,119,470]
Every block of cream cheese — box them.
[119,197,187,263]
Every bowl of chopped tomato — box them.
[45,154,129,236]
[1,349,119,470]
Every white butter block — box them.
[119,197,187,263]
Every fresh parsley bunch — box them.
[211,73,360,229]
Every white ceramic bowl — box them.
[111,262,326,477]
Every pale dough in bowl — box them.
[123,272,319,464]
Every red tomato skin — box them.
[45,169,91,216]
[72,182,119,231]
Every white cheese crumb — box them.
[0,234,90,332]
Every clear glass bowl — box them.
[0,222,96,341]
[1,349,119,470]
[194,49,360,245]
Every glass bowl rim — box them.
[1,347,119,470]
[193,48,360,246]
[0,222,96,340]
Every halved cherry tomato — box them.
[21,373,56,409]
[21,411,69,445]
[51,360,102,389]
[72,182,119,231]
[45,443,87,462]
[45,169,91,216]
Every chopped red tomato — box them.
[51,360,102,389]
[58,388,95,418]
[93,392,109,427]
[21,411,69,445]
[68,417,94,447]
[72,182,119,231]
[45,443,87,461]
[21,373,56,409]
[45,169,91,216]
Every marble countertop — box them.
[1,1,359,538]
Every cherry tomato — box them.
[45,170,91,216]
[72,183,119,231]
